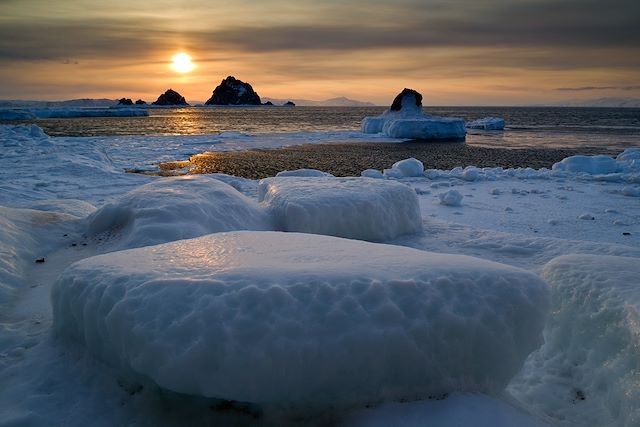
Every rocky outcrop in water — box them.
[118,98,133,105]
[205,76,261,105]
[135,99,147,105]
[389,88,422,112]
[153,89,188,106]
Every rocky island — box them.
[152,89,188,106]
[205,76,262,105]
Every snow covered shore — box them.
[1,124,639,426]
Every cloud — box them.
[555,85,640,91]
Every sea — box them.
[30,106,640,152]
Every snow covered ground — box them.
[1,124,639,426]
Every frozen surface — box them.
[0,124,153,206]
[52,231,549,407]
[0,207,77,305]
[466,117,505,130]
[345,393,550,427]
[258,177,422,241]
[510,255,640,427]
[87,176,272,249]
[1,123,640,426]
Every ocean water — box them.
[28,106,640,151]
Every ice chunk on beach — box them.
[361,89,466,140]
[439,190,464,206]
[87,175,271,249]
[389,157,424,177]
[275,168,334,177]
[52,231,549,407]
[258,177,422,241]
[361,168,384,179]
[510,255,640,427]
[552,155,621,174]
[466,117,505,130]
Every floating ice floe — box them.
[87,175,272,249]
[466,117,505,130]
[52,231,549,407]
[258,177,422,241]
[362,89,466,140]
[510,254,640,427]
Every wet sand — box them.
[161,142,616,180]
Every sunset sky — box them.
[1,0,639,105]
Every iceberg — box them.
[362,89,466,140]
[466,117,505,130]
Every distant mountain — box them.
[261,96,376,107]
[0,98,118,108]
[552,97,640,108]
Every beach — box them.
[170,141,615,179]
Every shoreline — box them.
[162,142,618,179]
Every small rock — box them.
[35,258,45,264]
[623,232,631,236]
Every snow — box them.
[258,177,422,241]
[509,255,640,427]
[86,175,272,250]
[439,190,463,206]
[0,107,148,119]
[0,207,77,305]
[1,123,639,426]
[275,168,334,177]
[52,231,548,407]
[466,117,506,130]
[361,168,384,179]
[552,154,621,174]
[388,157,424,177]
[345,393,550,427]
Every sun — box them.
[171,52,195,74]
